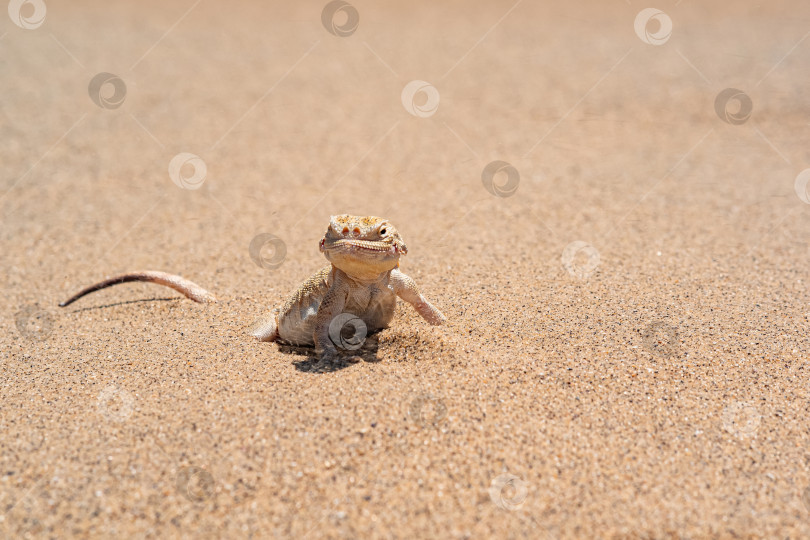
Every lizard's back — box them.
[276,265,333,345]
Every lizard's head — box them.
[319,215,407,278]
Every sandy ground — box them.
[3,0,810,537]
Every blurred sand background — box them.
[3,0,810,537]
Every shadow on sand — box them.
[283,334,382,373]
[59,297,178,313]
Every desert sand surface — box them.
[3,0,810,537]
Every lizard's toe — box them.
[317,350,340,363]
[423,306,447,325]
[431,312,447,325]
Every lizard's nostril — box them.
[353,227,360,234]
[342,227,349,234]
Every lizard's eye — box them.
[379,227,387,235]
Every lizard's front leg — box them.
[313,280,348,362]
[390,268,446,325]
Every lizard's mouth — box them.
[322,238,400,255]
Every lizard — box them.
[59,215,446,362]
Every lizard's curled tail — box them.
[59,271,217,307]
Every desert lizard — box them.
[59,215,446,362]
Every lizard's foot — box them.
[317,349,341,364]
[416,301,446,326]
[305,350,343,373]
[247,313,279,342]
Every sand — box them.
[3,0,810,537]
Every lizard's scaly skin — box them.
[59,215,445,362]
[247,266,333,345]
[248,215,445,360]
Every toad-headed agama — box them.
[59,215,446,362]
